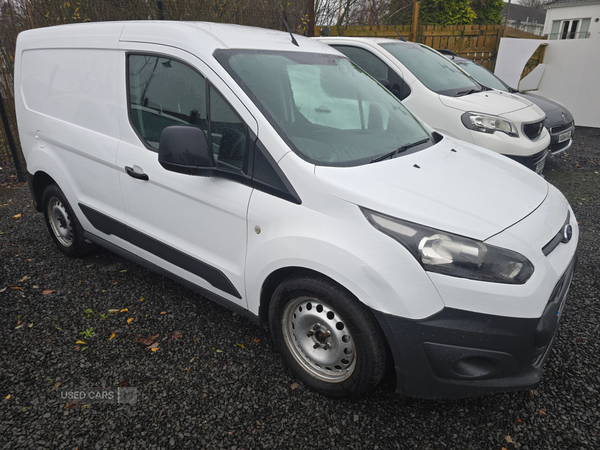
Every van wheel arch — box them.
[31,171,57,212]
[259,267,372,325]
[261,267,355,325]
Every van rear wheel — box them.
[42,184,93,257]
[269,274,387,398]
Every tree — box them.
[386,0,413,25]
[517,0,553,9]
[472,0,504,24]
[315,0,391,26]
[419,0,477,25]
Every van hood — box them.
[516,92,574,128]
[438,90,535,116]
[315,138,548,241]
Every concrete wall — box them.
[496,36,600,128]
[534,38,600,128]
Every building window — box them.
[550,18,591,40]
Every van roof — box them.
[17,21,337,56]
[316,36,410,46]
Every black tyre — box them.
[42,184,93,257]
[269,274,387,398]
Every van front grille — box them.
[552,121,573,134]
[542,212,570,256]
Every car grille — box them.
[524,121,544,140]
[542,212,570,256]
[552,121,573,134]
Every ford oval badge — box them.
[562,224,573,243]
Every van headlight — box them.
[362,208,533,284]
[461,112,518,137]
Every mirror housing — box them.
[376,78,391,89]
[158,126,214,175]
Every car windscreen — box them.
[380,43,482,96]
[214,50,431,167]
[454,60,509,92]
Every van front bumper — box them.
[506,148,548,175]
[372,255,576,399]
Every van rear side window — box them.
[128,55,208,149]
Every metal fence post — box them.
[0,90,25,182]
[411,1,420,43]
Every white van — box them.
[15,22,577,399]
[315,37,550,174]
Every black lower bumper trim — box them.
[372,256,577,399]
[506,149,548,173]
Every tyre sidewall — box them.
[269,275,387,398]
[42,184,91,257]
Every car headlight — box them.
[362,208,534,284]
[461,112,518,137]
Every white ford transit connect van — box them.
[315,37,551,174]
[15,22,577,399]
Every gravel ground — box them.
[1,127,599,449]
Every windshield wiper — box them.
[455,88,479,97]
[370,138,430,163]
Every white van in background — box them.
[15,22,577,399]
[316,37,550,174]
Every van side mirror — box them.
[158,126,214,176]
[376,78,391,89]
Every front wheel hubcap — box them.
[47,197,73,247]
[282,296,356,383]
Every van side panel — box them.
[21,49,120,137]
[18,47,125,232]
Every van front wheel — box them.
[42,184,93,257]
[269,275,387,398]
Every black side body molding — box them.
[79,204,241,299]
[83,231,257,323]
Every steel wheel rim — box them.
[282,296,356,383]
[47,197,73,247]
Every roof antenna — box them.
[392,26,407,42]
[272,0,299,46]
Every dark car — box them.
[438,50,575,156]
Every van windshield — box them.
[380,43,482,97]
[454,60,510,92]
[215,50,431,167]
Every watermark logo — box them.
[58,387,137,404]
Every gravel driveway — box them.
[1,127,599,449]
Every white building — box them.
[543,0,600,40]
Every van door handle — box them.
[125,166,149,181]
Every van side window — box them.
[209,86,248,170]
[128,55,208,149]
[332,45,388,80]
[332,45,412,101]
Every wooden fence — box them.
[315,24,544,72]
